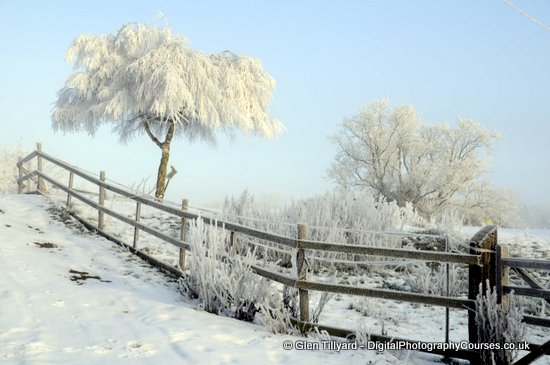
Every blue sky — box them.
[0,0,549,207]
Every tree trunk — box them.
[143,118,176,201]
[155,145,170,200]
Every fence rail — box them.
[16,145,550,365]
[502,258,550,271]
[298,239,480,265]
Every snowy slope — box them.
[0,194,443,365]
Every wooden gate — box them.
[497,246,550,365]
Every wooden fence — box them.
[16,144,550,365]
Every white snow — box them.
[0,194,447,365]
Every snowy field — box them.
[1,194,548,364]
[1,194,447,365]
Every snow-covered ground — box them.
[456,225,550,260]
[1,194,446,365]
[1,194,548,364]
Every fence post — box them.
[445,235,450,345]
[230,231,237,256]
[17,156,23,194]
[179,199,189,271]
[297,223,309,331]
[468,225,497,346]
[133,201,141,248]
[98,171,106,230]
[36,143,45,193]
[66,172,74,208]
[496,245,510,311]
[25,160,31,193]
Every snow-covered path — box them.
[0,195,434,365]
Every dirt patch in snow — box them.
[47,205,90,235]
[34,241,58,249]
[69,269,111,285]
[27,225,44,234]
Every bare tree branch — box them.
[143,119,163,149]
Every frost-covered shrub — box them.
[223,189,425,240]
[222,189,426,271]
[405,263,464,297]
[282,285,299,318]
[0,144,22,194]
[311,292,333,324]
[514,293,549,318]
[348,298,395,336]
[508,270,550,318]
[225,246,272,321]
[180,218,295,334]
[353,322,371,348]
[475,283,525,365]
[258,291,295,335]
[222,189,256,225]
[179,218,229,314]
[182,217,273,317]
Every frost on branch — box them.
[52,22,284,142]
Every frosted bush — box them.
[224,246,272,321]
[349,298,394,336]
[258,291,295,335]
[223,189,425,240]
[311,292,333,324]
[179,218,230,314]
[285,190,414,241]
[405,263,464,297]
[282,285,299,318]
[222,189,256,225]
[182,217,272,317]
[514,292,549,318]
[353,322,371,348]
[180,218,295,333]
[222,189,427,272]
[475,283,525,364]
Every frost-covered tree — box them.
[328,99,501,217]
[52,22,284,199]
[455,180,521,226]
[0,144,23,194]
